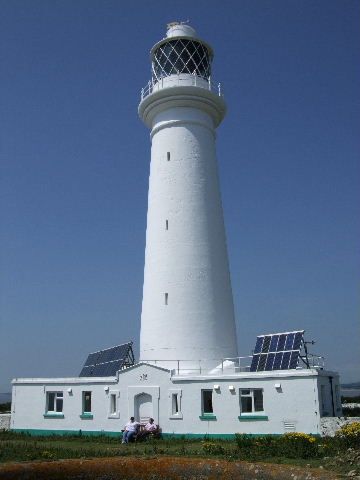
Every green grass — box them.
[0,430,357,475]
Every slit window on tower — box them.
[166,220,168,230]
[167,152,170,161]
[165,293,168,305]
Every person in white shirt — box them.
[121,416,139,443]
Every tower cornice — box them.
[138,85,226,129]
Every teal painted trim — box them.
[199,415,217,421]
[162,433,234,439]
[238,415,269,421]
[80,413,93,419]
[12,429,121,437]
[11,429,321,439]
[43,414,64,419]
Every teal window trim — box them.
[80,413,93,419]
[43,413,64,419]
[199,414,217,421]
[238,415,269,421]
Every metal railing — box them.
[141,354,326,376]
[303,353,325,369]
[141,357,252,376]
[140,74,224,101]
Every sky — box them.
[1,0,359,395]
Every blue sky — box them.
[1,0,359,394]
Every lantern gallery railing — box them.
[140,354,325,377]
[140,74,224,101]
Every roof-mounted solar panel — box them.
[79,341,135,377]
[253,337,264,354]
[250,330,304,372]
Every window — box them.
[169,389,183,419]
[167,152,170,161]
[110,394,116,415]
[172,393,179,415]
[83,391,92,413]
[165,293,168,305]
[240,389,264,414]
[166,219,169,230]
[108,390,120,419]
[46,392,63,413]
[202,390,213,414]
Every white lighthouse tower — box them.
[139,23,238,371]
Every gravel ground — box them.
[0,456,343,480]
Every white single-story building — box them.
[11,358,342,438]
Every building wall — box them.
[11,364,339,437]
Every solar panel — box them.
[289,351,300,369]
[250,354,260,371]
[254,337,264,354]
[273,352,283,370]
[265,352,275,370]
[79,341,134,377]
[250,330,304,372]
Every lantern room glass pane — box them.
[152,39,211,81]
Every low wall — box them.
[0,414,11,431]
[321,416,360,437]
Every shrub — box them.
[235,432,319,459]
[277,432,318,458]
[335,422,360,449]
[202,442,226,455]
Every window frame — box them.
[238,388,268,421]
[44,391,64,418]
[199,389,216,420]
[169,389,183,419]
[108,390,120,419]
[80,391,93,419]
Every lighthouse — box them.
[139,23,238,371]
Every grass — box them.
[0,430,353,475]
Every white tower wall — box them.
[139,25,238,370]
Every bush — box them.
[278,433,318,458]
[235,432,319,459]
[335,422,360,449]
[235,434,280,458]
[202,442,226,455]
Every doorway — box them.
[134,392,153,423]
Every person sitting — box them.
[138,417,159,440]
[121,416,140,444]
